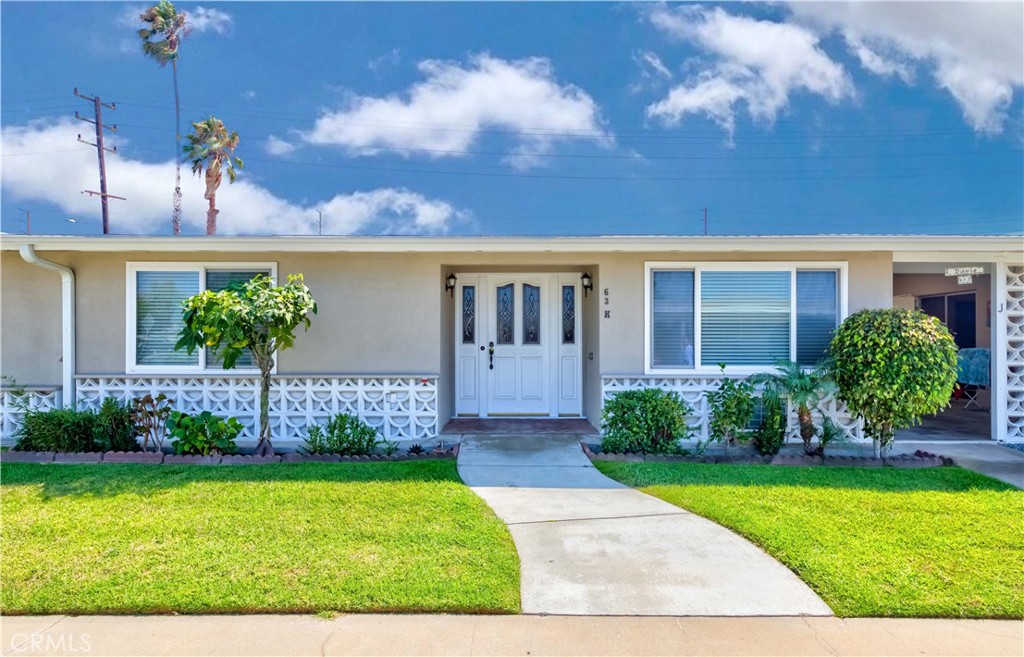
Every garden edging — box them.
[580,442,949,468]
[3,444,459,465]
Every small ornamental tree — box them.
[828,308,957,457]
[175,274,317,456]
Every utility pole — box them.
[74,88,125,234]
[316,209,323,235]
[17,208,30,234]
[703,207,708,236]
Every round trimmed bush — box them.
[829,308,958,452]
[601,388,692,454]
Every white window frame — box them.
[644,261,849,376]
[126,262,278,374]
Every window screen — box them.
[651,270,695,368]
[701,271,791,366]
[135,270,200,366]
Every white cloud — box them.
[845,37,914,83]
[791,2,1023,133]
[368,48,401,73]
[241,89,257,100]
[303,54,611,169]
[635,50,672,80]
[263,135,297,156]
[1,120,463,236]
[189,6,232,35]
[646,5,852,135]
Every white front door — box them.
[455,273,582,417]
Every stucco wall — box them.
[893,273,991,347]
[1,248,893,425]
[1,252,63,386]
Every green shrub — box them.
[601,388,692,454]
[829,308,958,454]
[93,397,140,452]
[817,416,845,456]
[167,411,242,456]
[301,413,380,456]
[753,389,787,456]
[706,367,756,448]
[15,407,99,452]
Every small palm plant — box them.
[751,359,836,455]
[138,0,189,235]
[183,116,243,235]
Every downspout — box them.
[19,245,75,409]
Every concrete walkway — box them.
[4,614,1020,656]
[893,440,1024,489]
[456,434,832,616]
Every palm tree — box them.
[138,1,189,235]
[751,359,836,455]
[183,117,243,235]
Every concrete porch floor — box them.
[897,398,992,440]
[442,418,598,436]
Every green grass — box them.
[596,461,1024,618]
[0,461,520,615]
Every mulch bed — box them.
[580,443,951,468]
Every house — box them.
[1,234,1021,446]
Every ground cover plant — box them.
[596,461,1023,619]
[1,461,519,615]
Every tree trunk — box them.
[172,60,182,236]
[206,194,218,235]
[253,362,273,456]
[798,406,816,455]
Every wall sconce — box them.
[580,272,593,297]
[445,273,457,298]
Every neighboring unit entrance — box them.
[455,273,582,417]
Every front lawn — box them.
[1,461,519,615]
[596,461,1024,618]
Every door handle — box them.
[487,341,494,369]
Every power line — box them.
[110,122,1024,161]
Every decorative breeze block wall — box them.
[75,376,439,443]
[1006,265,1024,441]
[602,375,864,442]
[0,388,62,443]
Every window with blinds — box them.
[701,271,791,366]
[796,270,839,366]
[131,266,270,370]
[135,271,201,366]
[648,265,841,370]
[651,270,695,368]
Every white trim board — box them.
[4,234,1020,254]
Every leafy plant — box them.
[381,440,400,457]
[167,410,241,456]
[93,397,141,452]
[817,416,845,456]
[601,388,692,454]
[301,413,380,456]
[753,388,787,457]
[829,308,958,457]
[131,393,174,452]
[14,407,99,453]
[751,359,835,455]
[407,443,425,455]
[176,273,317,456]
[706,366,756,450]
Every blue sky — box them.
[2,1,1022,236]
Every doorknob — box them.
[488,341,494,369]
